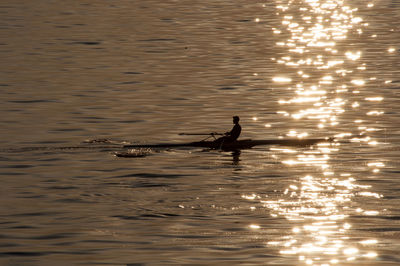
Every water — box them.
[1,0,400,265]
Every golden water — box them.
[0,0,399,265]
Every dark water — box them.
[1,0,400,265]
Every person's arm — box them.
[225,126,234,136]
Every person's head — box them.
[233,116,240,124]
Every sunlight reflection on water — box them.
[243,0,387,264]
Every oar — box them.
[179,132,223,136]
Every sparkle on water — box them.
[248,0,384,264]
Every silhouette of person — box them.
[214,116,241,146]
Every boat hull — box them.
[123,138,332,150]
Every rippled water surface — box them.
[1,0,400,265]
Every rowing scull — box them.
[123,138,333,150]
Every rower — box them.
[214,116,241,146]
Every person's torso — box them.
[230,124,241,140]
